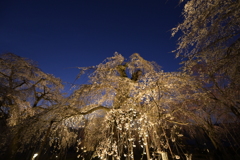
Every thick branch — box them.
[77,105,110,115]
[13,80,26,89]
[0,71,9,78]
[33,93,46,107]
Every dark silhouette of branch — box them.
[131,69,142,81]
[117,64,128,78]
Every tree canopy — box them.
[172,0,240,119]
[0,53,64,126]
[0,52,237,160]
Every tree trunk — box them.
[144,137,151,160]
[35,121,53,160]
[160,152,168,160]
[185,153,192,160]
[8,133,18,160]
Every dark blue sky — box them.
[0,0,184,85]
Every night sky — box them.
[0,0,184,86]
